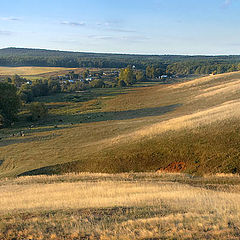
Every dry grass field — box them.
[0,66,78,77]
[1,69,240,239]
[0,173,240,239]
[1,71,240,176]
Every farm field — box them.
[0,66,78,77]
[2,71,240,177]
[1,172,240,239]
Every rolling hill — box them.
[1,71,240,177]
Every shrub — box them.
[29,102,48,121]
[0,82,21,126]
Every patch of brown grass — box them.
[0,173,240,239]
[0,66,76,76]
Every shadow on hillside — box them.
[51,104,182,125]
[35,89,129,104]
[0,104,181,147]
[18,104,181,177]
[0,134,60,147]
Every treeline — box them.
[7,75,113,103]
[2,48,240,76]
[167,62,240,75]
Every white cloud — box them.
[88,35,115,40]
[0,30,12,35]
[107,28,136,33]
[61,21,86,27]
[222,0,232,8]
[0,17,21,21]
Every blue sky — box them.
[0,0,239,55]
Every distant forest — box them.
[1,48,240,75]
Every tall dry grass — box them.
[1,173,240,239]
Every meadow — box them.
[1,68,240,239]
[0,172,240,239]
[1,71,240,177]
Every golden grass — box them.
[0,66,76,76]
[171,71,240,89]
[1,173,240,239]
[2,71,240,176]
[109,99,240,146]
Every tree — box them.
[118,66,135,86]
[48,79,61,94]
[29,102,48,121]
[90,79,105,88]
[0,114,4,128]
[31,80,49,97]
[83,69,90,79]
[146,66,152,79]
[18,84,34,103]
[0,82,21,126]
[118,79,127,87]
[146,66,156,79]
[136,70,145,82]
[12,74,25,87]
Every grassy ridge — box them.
[21,118,240,176]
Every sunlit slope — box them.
[2,72,240,177]
[0,66,77,76]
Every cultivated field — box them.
[1,173,240,239]
[0,66,77,77]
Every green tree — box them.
[136,70,145,82]
[146,66,152,79]
[0,114,4,128]
[48,79,61,94]
[29,102,48,121]
[12,74,25,87]
[118,79,127,87]
[18,84,34,103]
[118,66,135,85]
[83,69,90,79]
[0,82,21,126]
[31,80,49,97]
[90,79,105,88]
[146,66,156,79]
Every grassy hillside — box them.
[1,172,240,239]
[1,71,240,177]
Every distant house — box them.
[161,75,168,79]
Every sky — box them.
[0,0,240,55]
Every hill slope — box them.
[1,72,240,177]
